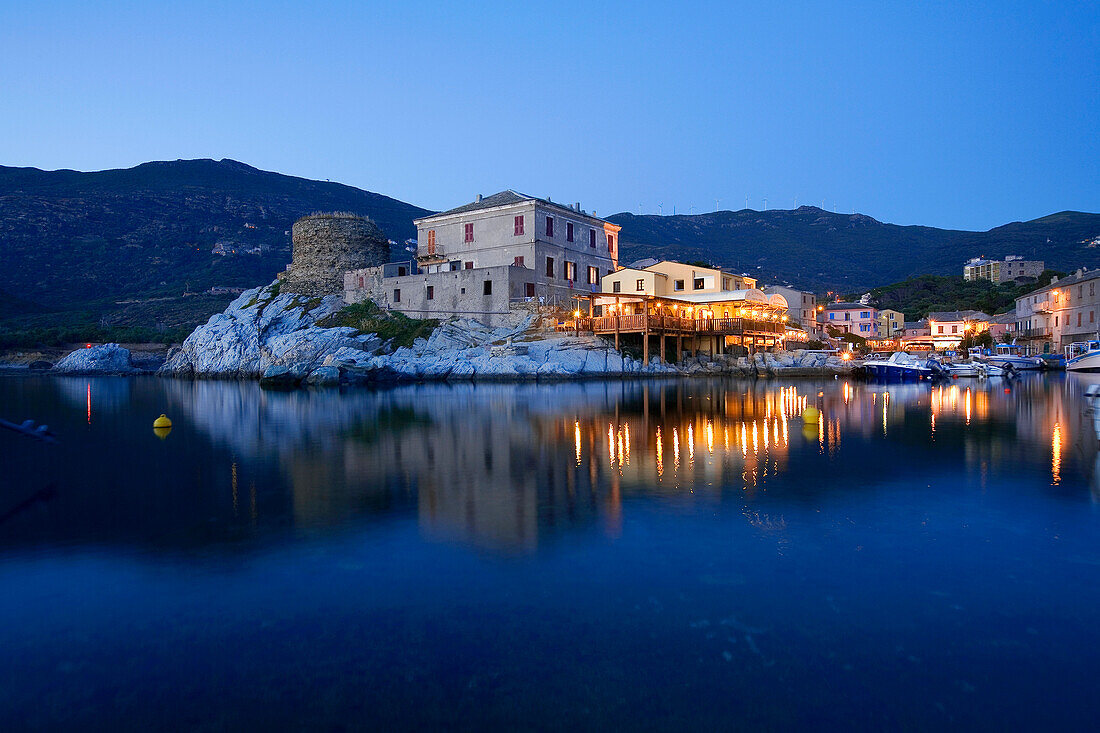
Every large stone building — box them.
[281,213,389,296]
[1015,269,1100,353]
[345,191,620,325]
[963,255,1044,284]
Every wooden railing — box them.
[560,315,785,335]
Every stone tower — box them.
[280,212,389,296]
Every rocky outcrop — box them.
[158,282,383,378]
[53,343,137,375]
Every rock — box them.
[28,360,53,371]
[53,343,136,374]
[260,365,302,389]
[303,365,341,386]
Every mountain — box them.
[0,158,431,309]
[607,207,1100,292]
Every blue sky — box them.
[0,0,1096,230]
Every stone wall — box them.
[281,213,389,296]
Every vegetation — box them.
[851,271,1064,321]
[319,300,438,348]
[960,330,995,350]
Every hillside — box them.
[0,158,431,310]
[608,208,1100,292]
[1,157,1097,346]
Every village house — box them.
[764,285,818,336]
[344,191,620,325]
[900,320,932,349]
[1014,269,1100,353]
[824,303,878,338]
[926,310,991,350]
[876,309,904,338]
[587,261,789,358]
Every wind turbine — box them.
[763,196,768,211]
[658,203,663,216]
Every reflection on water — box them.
[3,374,1100,729]
[1,374,1099,555]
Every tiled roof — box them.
[417,190,613,225]
[927,310,991,322]
[824,302,872,310]
[1019,268,1100,299]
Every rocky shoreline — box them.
[34,283,857,384]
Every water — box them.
[1,374,1099,730]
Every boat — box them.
[1065,340,1100,372]
[972,344,1044,371]
[926,356,1009,379]
[860,351,933,381]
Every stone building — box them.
[1015,268,1100,353]
[345,191,621,325]
[281,212,389,296]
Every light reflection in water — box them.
[1053,423,1062,485]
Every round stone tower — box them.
[280,212,389,296]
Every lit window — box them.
[588,266,598,284]
[565,262,577,281]
[636,279,644,291]
[693,278,704,290]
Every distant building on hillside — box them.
[963,256,1044,284]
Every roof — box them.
[903,320,927,329]
[989,312,1017,324]
[415,189,617,227]
[927,310,991,322]
[628,257,659,269]
[1018,268,1100,299]
[606,267,667,279]
[824,302,874,310]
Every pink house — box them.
[824,302,879,338]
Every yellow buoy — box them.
[153,414,172,429]
[153,426,172,440]
[802,406,820,423]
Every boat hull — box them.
[1066,351,1100,372]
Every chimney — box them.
[575,202,581,212]
[476,193,482,203]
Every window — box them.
[588,266,598,284]
[514,215,524,236]
[829,313,835,320]
[513,256,525,267]
[397,265,408,276]
[1091,311,1095,323]
[426,285,434,300]
[1080,286,1084,299]
[525,283,535,297]
[636,279,645,291]
[951,325,958,333]
[693,278,704,290]
[565,262,577,281]
[545,217,554,237]
[724,278,732,290]
[483,280,492,295]
[464,223,474,243]
[861,311,870,319]
[426,229,436,255]
[613,281,621,293]
[1056,316,1059,326]
[674,279,685,291]
[464,261,473,270]
[546,257,555,277]
[393,288,401,303]
[358,275,364,288]
[590,230,596,248]
[1078,313,1082,327]
[1092,283,1095,297]
[567,222,574,242]
[844,313,850,321]
[449,261,461,271]
[607,234,615,255]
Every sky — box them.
[0,0,1096,230]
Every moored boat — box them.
[1065,340,1100,372]
[972,344,1044,371]
[860,351,933,381]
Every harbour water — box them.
[1,374,1099,729]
